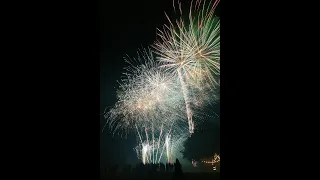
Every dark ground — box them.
[100,171,220,180]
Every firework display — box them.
[102,0,220,164]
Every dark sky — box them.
[100,0,220,168]
[99,0,174,167]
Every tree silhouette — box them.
[181,119,220,162]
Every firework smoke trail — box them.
[177,68,194,134]
[152,0,220,134]
[135,124,143,144]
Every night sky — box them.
[100,0,220,169]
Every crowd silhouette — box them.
[104,158,184,180]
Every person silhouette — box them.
[173,158,184,179]
[166,163,169,172]
[170,163,174,172]
[160,163,165,172]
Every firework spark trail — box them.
[152,124,155,163]
[165,134,171,163]
[142,143,149,164]
[155,124,164,162]
[145,128,151,162]
[157,134,167,163]
[158,132,171,164]
[136,124,143,145]
[159,134,168,163]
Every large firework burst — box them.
[104,48,186,135]
[153,0,220,134]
